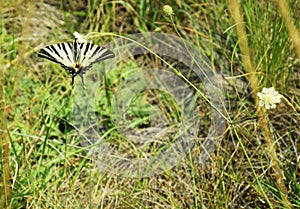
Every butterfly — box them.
[38,38,115,89]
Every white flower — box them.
[163,5,174,16]
[73,32,87,43]
[257,87,283,109]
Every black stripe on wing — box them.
[91,46,115,62]
[38,48,63,65]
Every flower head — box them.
[163,5,174,16]
[257,87,283,109]
[73,32,87,43]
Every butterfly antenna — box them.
[80,75,86,89]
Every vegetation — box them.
[1,0,299,208]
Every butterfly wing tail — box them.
[79,74,86,89]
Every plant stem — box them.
[273,0,300,60]
[0,50,11,209]
[228,0,291,207]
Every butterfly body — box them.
[38,38,115,88]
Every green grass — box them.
[1,0,300,208]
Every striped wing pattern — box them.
[38,38,115,88]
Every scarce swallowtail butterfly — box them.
[38,38,115,89]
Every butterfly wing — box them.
[78,42,115,74]
[38,42,75,67]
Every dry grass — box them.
[0,0,299,208]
